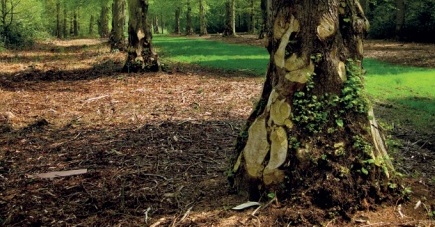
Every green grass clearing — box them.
[154,35,435,133]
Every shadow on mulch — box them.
[0,119,245,226]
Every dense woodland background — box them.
[0,0,434,50]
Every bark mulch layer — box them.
[0,39,434,226]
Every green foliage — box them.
[367,0,435,42]
[341,59,370,114]
[291,60,370,135]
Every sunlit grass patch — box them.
[154,35,434,133]
[154,35,269,76]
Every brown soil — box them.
[0,37,434,226]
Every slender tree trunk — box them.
[230,0,398,222]
[110,0,126,51]
[122,0,160,72]
[153,16,159,34]
[69,13,73,36]
[89,15,94,35]
[56,0,61,39]
[199,0,207,36]
[248,0,255,34]
[160,12,164,34]
[63,7,67,38]
[186,0,193,35]
[174,6,181,34]
[73,10,79,37]
[395,0,405,40]
[258,0,270,39]
[98,5,110,38]
[223,0,236,36]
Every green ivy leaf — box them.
[336,119,344,127]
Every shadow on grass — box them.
[0,119,244,225]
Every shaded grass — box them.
[154,35,435,132]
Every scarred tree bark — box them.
[230,0,399,221]
[110,0,126,51]
[122,0,160,73]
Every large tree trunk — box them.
[185,0,193,35]
[230,0,398,221]
[199,0,207,36]
[122,0,160,73]
[223,0,236,37]
[110,0,126,51]
[174,6,181,34]
[395,0,405,40]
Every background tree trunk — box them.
[122,0,160,72]
[186,0,193,35]
[110,0,126,51]
[73,10,79,37]
[153,16,159,34]
[174,6,181,34]
[199,0,207,36]
[63,7,67,38]
[258,0,270,39]
[248,0,255,34]
[230,0,398,220]
[223,0,236,36]
[395,0,405,40]
[89,15,94,35]
[98,5,110,38]
[56,0,61,39]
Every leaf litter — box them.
[0,38,434,226]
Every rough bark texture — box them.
[186,0,193,35]
[199,0,207,36]
[174,7,181,34]
[122,0,160,73]
[110,0,126,51]
[223,0,236,37]
[231,0,399,220]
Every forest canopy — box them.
[0,0,434,49]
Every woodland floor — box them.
[0,36,434,226]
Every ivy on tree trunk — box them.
[230,0,400,221]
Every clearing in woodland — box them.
[0,37,434,226]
